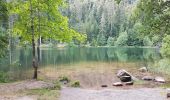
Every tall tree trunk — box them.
[30,0,38,79]
[37,0,41,63]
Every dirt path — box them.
[0,80,53,94]
[60,87,168,100]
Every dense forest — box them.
[61,0,169,49]
[63,0,170,56]
[1,0,170,48]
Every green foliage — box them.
[70,81,80,87]
[27,88,59,100]
[114,0,122,4]
[59,76,71,83]
[107,37,115,46]
[0,0,8,28]
[0,71,10,83]
[63,0,136,44]
[143,36,153,46]
[0,0,8,58]
[132,0,170,48]
[91,39,98,47]
[9,0,86,44]
[97,34,107,46]
[0,28,8,58]
[115,31,128,46]
[53,81,61,90]
[152,35,160,46]
[161,35,170,57]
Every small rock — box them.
[142,76,154,81]
[139,67,147,72]
[101,85,108,87]
[125,81,134,85]
[167,89,170,98]
[117,69,138,81]
[120,76,132,82]
[113,82,123,86]
[63,80,68,85]
[117,69,131,78]
[154,77,165,83]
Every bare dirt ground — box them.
[0,80,54,100]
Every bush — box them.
[114,31,128,46]
[143,36,153,46]
[59,76,70,83]
[0,71,10,83]
[70,81,80,87]
[161,35,170,57]
[53,81,61,90]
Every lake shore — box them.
[0,62,170,100]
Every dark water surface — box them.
[0,47,164,81]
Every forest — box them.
[1,0,170,54]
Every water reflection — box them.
[0,47,162,81]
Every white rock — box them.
[113,82,123,86]
[154,77,165,83]
[139,67,147,72]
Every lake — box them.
[0,47,168,82]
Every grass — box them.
[26,88,60,100]
[134,80,145,85]
[160,83,170,88]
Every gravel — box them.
[60,87,167,100]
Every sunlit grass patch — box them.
[26,88,60,100]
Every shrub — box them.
[0,71,10,83]
[114,31,128,46]
[59,76,70,83]
[143,36,153,46]
[71,81,80,87]
[161,35,170,57]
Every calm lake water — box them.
[0,47,166,81]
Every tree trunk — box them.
[30,0,38,79]
[37,1,41,63]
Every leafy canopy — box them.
[8,0,86,44]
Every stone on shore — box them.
[154,77,165,83]
[167,89,170,98]
[101,85,108,87]
[139,67,147,72]
[125,81,134,85]
[113,82,123,86]
[117,69,138,81]
[142,76,154,81]
[120,76,132,82]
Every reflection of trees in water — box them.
[0,47,162,72]
[114,48,128,62]
[0,47,163,81]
